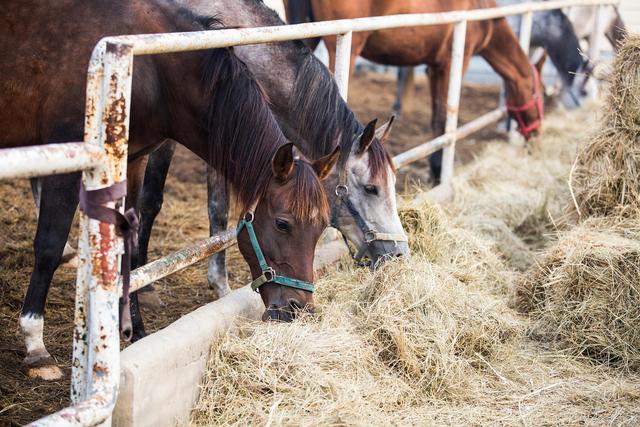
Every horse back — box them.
[0,0,182,150]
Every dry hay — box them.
[571,34,640,218]
[189,105,640,424]
[445,106,588,272]
[516,216,640,371]
[191,255,522,426]
[398,195,514,295]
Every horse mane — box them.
[202,43,328,223]
[289,51,395,183]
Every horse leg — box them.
[21,172,80,380]
[126,155,150,342]
[136,140,177,310]
[30,178,77,267]
[393,67,415,117]
[206,167,230,298]
[427,64,450,185]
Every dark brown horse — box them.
[287,0,546,182]
[1,0,338,380]
[133,0,409,306]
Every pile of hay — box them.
[190,88,640,424]
[446,107,585,272]
[517,35,640,371]
[516,217,640,370]
[571,34,640,217]
[191,254,521,425]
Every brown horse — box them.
[1,0,338,380]
[287,0,546,182]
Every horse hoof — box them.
[23,356,63,381]
[138,289,165,310]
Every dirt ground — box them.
[0,72,502,425]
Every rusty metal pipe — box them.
[126,229,237,295]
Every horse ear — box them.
[374,115,395,144]
[356,119,378,155]
[312,145,340,181]
[533,48,547,75]
[272,142,295,182]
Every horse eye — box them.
[275,218,291,232]
[364,185,379,196]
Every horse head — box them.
[327,117,409,269]
[237,143,339,322]
[507,51,547,140]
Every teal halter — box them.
[236,208,315,293]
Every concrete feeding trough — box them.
[113,238,347,426]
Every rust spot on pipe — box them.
[95,222,116,289]
[93,364,110,378]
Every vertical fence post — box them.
[587,4,605,101]
[334,31,353,100]
[440,20,467,195]
[518,11,533,55]
[71,44,105,404]
[72,41,133,424]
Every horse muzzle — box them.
[262,299,314,322]
[368,239,410,270]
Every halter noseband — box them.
[330,135,408,266]
[506,64,544,139]
[236,201,315,293]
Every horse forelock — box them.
[290,52,394,184]
[283,160,330,226]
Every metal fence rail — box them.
[0,0,616,425]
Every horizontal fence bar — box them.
[27,394,116,427]
[0,143,104,180]
[393,108,505,169]
[126,229,237,295]
[98,0,617,56]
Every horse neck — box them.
[177,0,354,160]
[480,19,533,107]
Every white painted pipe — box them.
[334,31,353,100]
[440,20,467,190]
[587,4,606,100]
[518,11,533,55]
[99,0,618,56]
[33,42,135,427]
[393,108,505,169]
[0,143,104,180]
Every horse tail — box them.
[285,0,321,50]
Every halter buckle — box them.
[335,184,349,197]
[243,211,255,223]
[263,267,276,282]
[364,230,377,243]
